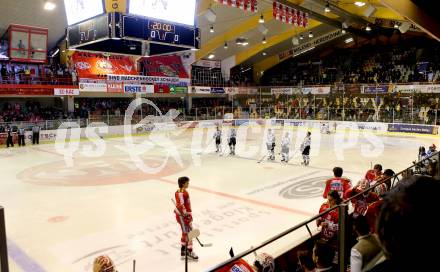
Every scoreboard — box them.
[123,15,199,48]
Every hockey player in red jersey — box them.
[364,164,383,185]
[174,176,198,260]
[322,167,352,199]
[317,190,341,245]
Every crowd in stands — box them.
[0,101,65,123]
[261,38,440,86]
[0,62,75,85]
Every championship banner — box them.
[124,84,154,94]
[271,87,293,95]
[72,52,137,79]
[54,88,80,96]
[362,85,390,94]
[78,82,107,92]
[215,0,258,13]
[107,74,190,86]
[273,1,308,27]
[302,86,331,95]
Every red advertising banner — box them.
[72,52,137,79]
[106,82,124,93]
[154,85,170,94]
[141,55,189,79]
[0,88,53,96]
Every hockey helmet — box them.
[93,255,116,272]
[254,253,275,272]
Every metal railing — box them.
[1,105,439,131]
[0,206,8,272]
[0,75,75,86]
[206,151,440,272]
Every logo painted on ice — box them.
[279,176,329,199]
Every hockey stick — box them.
[171,199,213,247]
[257,155,267,163]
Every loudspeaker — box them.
[399,22,411,33]
[258,24,269,35]
[205,8,217,23]
[292,37,299,45]
[363,5,376,17]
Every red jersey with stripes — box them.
[323,177,352,199]
[317,203,339,242]
[175,189,192,216]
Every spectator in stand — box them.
[366,175,440,272]
[93,255,117,272]
[32,123,40,145]
[5,125,13,148]
[317,190,341,245]
[350,216,381,272]
[297,250,316,272]
[312,240,337,272]
[322,167,352,199]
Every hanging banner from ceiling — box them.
[72,52,137,79]
[273,1,308,27]
[215,0,258,12]
[141,55,189,79]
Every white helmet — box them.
[254,253,275,272]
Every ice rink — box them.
[1,125,438,272]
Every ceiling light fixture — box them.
[342,29,346,34]
[259,14,265,24]
[210,25,214,33]
[262,37,267,44]
[345,37,354,44]
[262,52,267,56]
[44,1,56,10]
[208,53,215,59]
[354,1,366,7]
[394,22,399,28]
[224,42,228,49]
[299,35,304,40]
[308,31,313,38]
[365,25,372,31]
[324,2,331,13]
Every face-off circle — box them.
[18,156,187,187]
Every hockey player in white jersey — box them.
[301,132,311,166]
[213,126,222,153]
[320,123,330,134]
[228,128,237,155]
[266,129,276,161]
[281,132,291,163]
